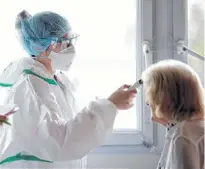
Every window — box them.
[187,0,204,85]
[0,0,153,146]
[66,0,144,145]
[70,0,138,131]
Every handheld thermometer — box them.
[129,79,143,90]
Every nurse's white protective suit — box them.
[0,57,118,168]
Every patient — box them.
[141,59,204,169]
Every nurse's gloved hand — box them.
[108,84,137,110]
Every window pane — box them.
[70,0,138,131]
[0,0,138,131]
[188,0,204,85]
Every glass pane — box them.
[0,0,138,131]
[187,0,204,85]
[70,0,138,131]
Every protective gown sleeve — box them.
[171,136,202,169]
[12,74,118,161]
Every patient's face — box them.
[146,101,168,125]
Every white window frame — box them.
[172,0,188,63]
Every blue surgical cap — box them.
[15,10,73,56]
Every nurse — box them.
[0,10,137,168]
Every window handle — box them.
[177,40,204,61]
[143,41,153,68]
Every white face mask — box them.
[48,46,76,71]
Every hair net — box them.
[15,10,75,56]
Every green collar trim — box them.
[0,153,52,166]
[23,69,57,85]
[0,69,57,87]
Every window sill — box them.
[90,145,154,154]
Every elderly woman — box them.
[142,59,204,169]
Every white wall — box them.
[86,124,165,169]
[87,154,160,169]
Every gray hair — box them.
[142,59,204,121]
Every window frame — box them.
[172,0,188,63]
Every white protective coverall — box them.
[157,120,204,169]
[0,57,118,169]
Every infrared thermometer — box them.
[129,79,143,90]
